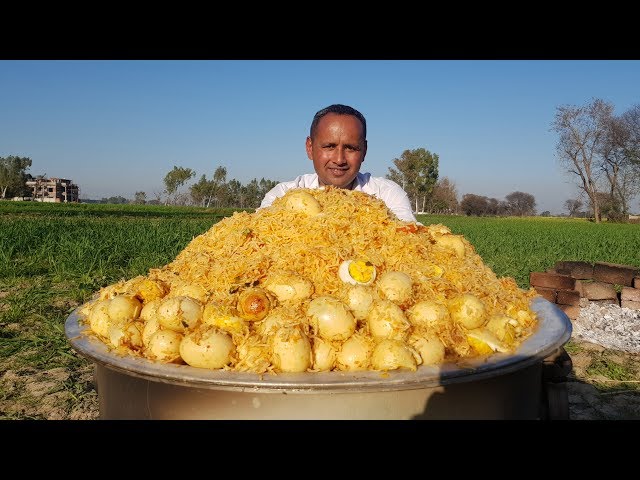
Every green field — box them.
[1,201,639,418]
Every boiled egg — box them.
[338,259,377,286]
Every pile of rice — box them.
[78,187,539,374]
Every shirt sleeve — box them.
[259,183,288,209]
[378,180,419,223]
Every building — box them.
[25,177,80,203]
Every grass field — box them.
[1,201,639,419]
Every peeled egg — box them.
[264,273,314,302]
[336,334,373,371]
[312,338,336,371]
[370,339,418,371]
[345,285,375,320]
[367,299,411,341]
[448,293,486,329]
[107,295,142,323]
[409,332,445,366]
[271,326,312,372]
[108,321,144,349]
[147,329,183,363]
[376,271,413,304]
[307,296,356,341]
[434,234,466,258]
[180,326,235,369]
[156,296,203,332]
[407,300,450,328]
[283,190,322,216]
[338,259,377,286]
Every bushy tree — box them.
[133,191,147,204]
[460,194,490,216]
[386,148,438,213]
[505,191,536,216]
[0,156,32,199]
[163,166,195,205]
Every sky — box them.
[1,59,639,215]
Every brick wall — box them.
[529,261,640,320]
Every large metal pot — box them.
[65,297,571,420]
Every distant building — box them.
[25,177,80,203]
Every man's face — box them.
[306,113,367,189]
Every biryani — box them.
[77,187,540,374]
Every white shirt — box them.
[259,172,417,223]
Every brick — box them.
[582,281,618,300]
[558,304,581,320]
[529,272,576,290]
[621,287,640,302]
[590,298,620,306]
[621,300,640,311]
[534,287,556,303]
[553,268,571,275]
[593,262,639,287]
[555,261,594,280]
[556,289,581,306]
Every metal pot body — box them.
[94,362,543,419]
[67,297,571,420]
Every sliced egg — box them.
[466,328,510,354]
[338,259,377,286]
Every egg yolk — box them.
[467,335,494,355]
[349,260,375,284]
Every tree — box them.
[133,191,147,204]
[599,104,640,215]
[101,195,128,204]
[0,155,32,199]
[564,198,583,217]
[209,166,228,207]
[386,148,439,213]
[552,98,614,223]
[190,174,211,207]
[163,166,195,205]
[426,177,459,214]
[504,191,536,216]
[460,194,490,216]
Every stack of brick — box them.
[529,261,640,320]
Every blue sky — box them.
[1,60,639,214]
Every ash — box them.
[570,303,640,353]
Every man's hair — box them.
[310,104,367,140]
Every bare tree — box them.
[564,198,583,217]
[426,177,459,214]
[460,193,501,216]
[552,98,614,223]
[598,107,640,215]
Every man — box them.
[260,104,417,223]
